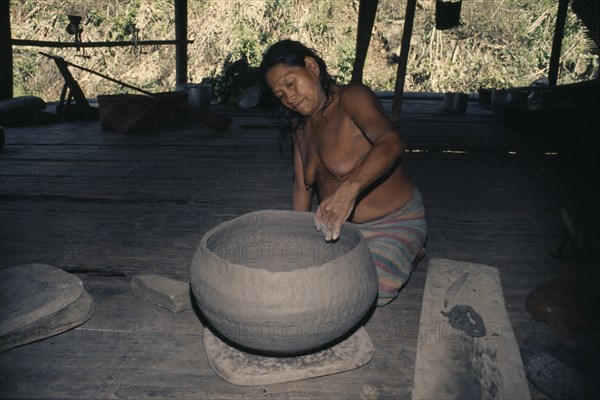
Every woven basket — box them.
[97,94,160,133]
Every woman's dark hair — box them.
[259,40,336,126]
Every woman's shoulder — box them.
[338,83,380,112]
[339,83,376,98]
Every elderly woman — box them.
[260,40,427,306]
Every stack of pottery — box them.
[0,263,94,352]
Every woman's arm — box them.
[338,84,405,195]
[292,139,313,211]
[315,85,405,241]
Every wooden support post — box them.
[1,0,13,100]
[548,0,570,86]
[352,0,379,84]
[391,0,418,121]
[175,0,188,87]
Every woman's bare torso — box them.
[295,85,415,223]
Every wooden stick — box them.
[14,39,193,48]
[548,0,569,86]
[391,0,418,121]
[39,52,231,131]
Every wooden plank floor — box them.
[1,96,599,399]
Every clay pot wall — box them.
[190,210,378,355]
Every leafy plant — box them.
[210,58,260,105]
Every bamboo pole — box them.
[352,0,380,84]
[548,0,569,86]
[175,0,188,86]
[391,0,418,121]
[1,0,13,100]
[11,39,192,48]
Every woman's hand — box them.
[314,182,358,241]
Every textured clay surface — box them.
[0,264,84,334]
[1,290,94,352]
[203,326,375,386]
[190,210,378,355]
[131,274,192,313]
[0,264,93,352]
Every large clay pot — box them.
[190,210,377,355]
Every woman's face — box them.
[265,57,325,117]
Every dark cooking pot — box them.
[442,92,469,113]
[492,89,530,116]
[478,87,493,107]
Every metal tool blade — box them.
[444,272,469,308]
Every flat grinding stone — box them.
[0,263,84,335]
[412,258,531,400]
[131,274,192,313]
[1,290,94,352]
[203,326,375,386]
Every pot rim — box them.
[198,209,366,274]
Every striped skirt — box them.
[357,188,427,306]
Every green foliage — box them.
[10,0,599,100]
[230,20,264,66]
[334,30,356,84]
[109,0,141,41]
[13,50,39,97]
[211,58,260,105]
[86,10,105,28]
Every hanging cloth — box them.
[435,0,462,30]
